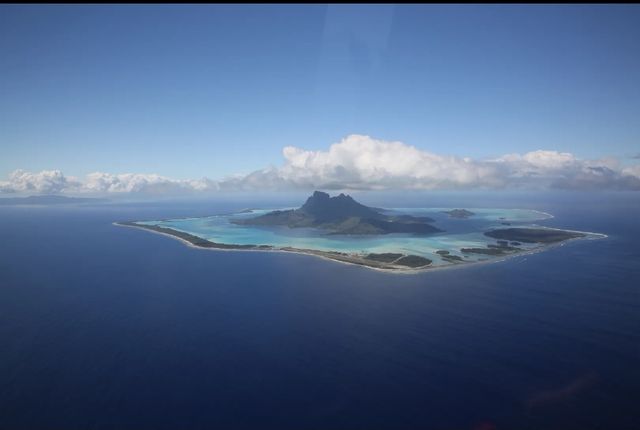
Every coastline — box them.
[146,206,556,225]
[114,221,430,272]
[114,221,605,275]
[527,223,608,239]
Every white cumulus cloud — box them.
[2,134,640,195]
[270,135,505,190]
[83,172,217,194]
[0,169,81,194]
[221,135,640,191]
[0,170,217,195]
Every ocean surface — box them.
[1,192,638,429]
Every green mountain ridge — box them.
[232,191,442,235]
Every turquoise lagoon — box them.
[137,207,596,267]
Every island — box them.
[117,191,602,273]
[116,221,434,270]
[484,227,585,243]
[442,209,475,219]
[436,250,465,263]
[231,191,442,235]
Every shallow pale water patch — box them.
[138,208,581,267]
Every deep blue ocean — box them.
[1,192,638,430]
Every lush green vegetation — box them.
[232,191,441,235]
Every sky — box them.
[1,4,640,195]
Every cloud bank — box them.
[0,170,217,195]
[0,170,81,194]
[219,135,640,191]
[2,135,640,195]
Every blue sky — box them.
[1,5,640,193]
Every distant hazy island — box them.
[443,208,475,219]
[0,195,107,205]
[117,191,599,273]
